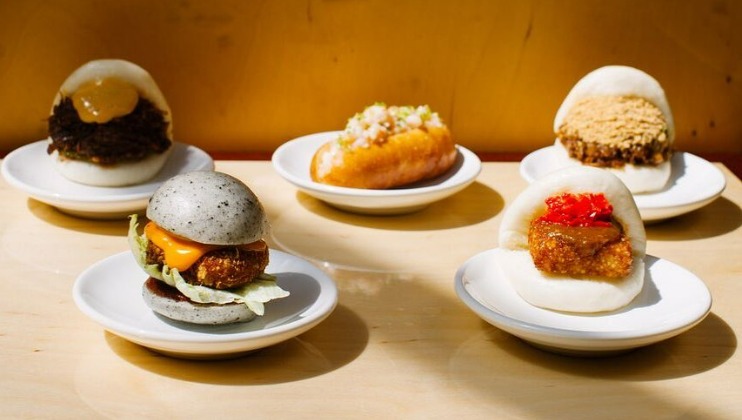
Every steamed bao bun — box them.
[499,166,646,313]
[48,59,173,187]
[552,65,675,193]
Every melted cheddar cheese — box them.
[71,77,139,123]
[144,222,221,271]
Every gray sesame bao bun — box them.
[146,170,269,244]
[142,170,270,325]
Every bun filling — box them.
[128,215,288,317]
[48,95,171,165]
[556,95,671,168]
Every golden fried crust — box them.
[146,242,269,289]
[310,126,457,189]
[528,220,633,279]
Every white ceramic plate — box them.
[73,249,338,359]
[1,140,214,219]
[520,146,726,222]
[455,248,711,356]
[271,131,482,215]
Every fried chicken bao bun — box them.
[48,59,173,187]
[310,104,457,189]
[552,65,675,193]
[128,171,289,325]
[499,166,646,313]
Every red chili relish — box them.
[537,193,613,227]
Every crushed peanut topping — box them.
[557,95,668,148]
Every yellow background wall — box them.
[0,0,740,154]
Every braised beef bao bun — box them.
[552,65,675,193]
[498,166,646,313]
[47,59,173,187]
[310,103,457,189]
[128,171,289,325]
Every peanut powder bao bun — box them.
[552,66,675,193]
[128,171,289,325]
[310,103,457,189]
[47,59,173,187]
[498,166,646,313]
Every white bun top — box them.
[53,59,172,139]
[499,166,646,257]
[147,171,269,245]
[553,65,674,144]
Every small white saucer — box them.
[455,248,711,356]
[73,250,338,359]
[520,147,726,222]
[1,140,214,219]
[271,131,482,215]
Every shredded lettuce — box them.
[127,215,289,316]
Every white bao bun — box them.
[552,139,671,194]
[553,65,674,143]
[49,148,171,187]
[142,283,256,325]
[498,166,646,313]
[147,171,270,245]
[50,59,173,187]
[552,65,674,194]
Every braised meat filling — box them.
[47,96,171,165]
[146,241,269,290]
[556,95,671,168]
[528,193,633,279]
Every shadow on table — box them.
[26,198,132,236]
[105,304,369,385]
[487,312,736,381]
[295,181,503,231]
[646,197,741,241]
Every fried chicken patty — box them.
[528,219,633,279]
[145,241,269,290]
[556,95,671,168]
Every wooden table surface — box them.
[1,160,740,419]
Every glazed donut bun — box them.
[310,104,457,189]
[552,65,674,193]
[499,166,646,313]
[48,59,173,187]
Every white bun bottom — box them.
[552,140,671,194]
[50,147,171,187]
[498,249,645,313]
[142,282,256,325]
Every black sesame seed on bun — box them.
[146,170,270,245]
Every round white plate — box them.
[73,249,338,359]
[271,131,482,215]
[455,248,711,356]
[1,140,214,219]
[520,146,726,222]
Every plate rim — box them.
[271,131,482,199]
[72,249,338,346]
[454,248,712,345]
[520,146,726,213]
[1,140,215,205]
